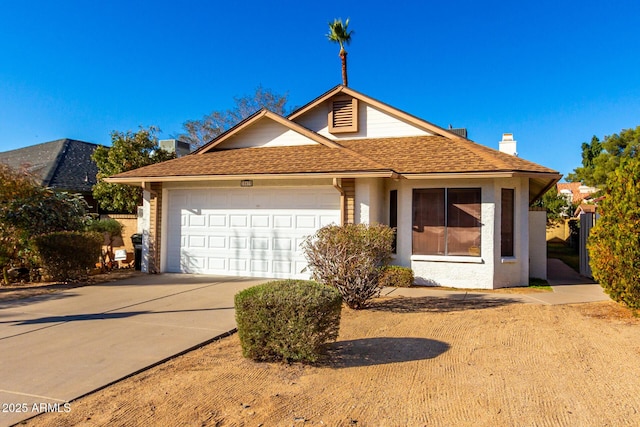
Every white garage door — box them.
[165,187,340,279]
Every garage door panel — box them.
[250,215,270,228]
[251,237,270,250]
[208,214,227,227]
[273,215,293,228]
[166,187,340,279]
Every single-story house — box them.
[107,86,560,289]
[0,138,100,212]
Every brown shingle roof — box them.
[111,144,387,179]
[111,136,558,180]
[340,136,557,174]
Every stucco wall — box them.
[529,208,548,280]
[492,178,530,288]
[388,177,532,289]
[355,178,384,224]
[394,178,496,289]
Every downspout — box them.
[333,178,345,226]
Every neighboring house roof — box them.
[0,139,99,193]
[557,182,598,204]
[108,86,560,203]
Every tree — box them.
[0,164,90,283]
[567,126,640,187]
[326,18,354,86]
[177,86,290,148]
[92,126,175,213]
[532,187,577,225]
[588,156,640,309]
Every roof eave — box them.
[105,170,396,186]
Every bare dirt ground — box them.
[20,291,640,427]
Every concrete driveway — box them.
[0,274,264,427]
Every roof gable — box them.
[195,110,341,154]
[289,85,465,141]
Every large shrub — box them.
[302,223,394,309]
[32,232,103,282]
[235,280,342,363]
[378,266,415,288]
[0,164,90,282]
[588,157,640,308]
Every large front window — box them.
[412,188,481,256]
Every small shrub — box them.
[32,231,103,282]
[235,280,342,363]
[378,266,414,288]
[302,223,394,309]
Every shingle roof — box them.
[110,135,556,180]
[111,143,388,179]
[340,136,557,174]
[0,139,99,192]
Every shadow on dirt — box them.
[368,294,521,313]
[323,337,450,368]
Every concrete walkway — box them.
[0,274,264,427]
[383,258,609,306]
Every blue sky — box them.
[1,0,639,180]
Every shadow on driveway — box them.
[0,306,235,326]
[369,295,521,313]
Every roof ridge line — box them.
[43,139,70,187]
[456,138,514,170]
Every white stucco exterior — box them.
[528,209,548,280]
[363,176,532,289]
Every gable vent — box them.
[328,96,358,133]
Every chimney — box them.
[499,133,517,156]
[159,139,191,157]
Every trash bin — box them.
[131,233,143,271]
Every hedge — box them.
[32,231,103,282]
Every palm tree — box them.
[326,18,354,86]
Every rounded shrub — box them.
[588,157,640,308]
[378,266,415,288]
[235,280,342,363]
[32,231,103,282]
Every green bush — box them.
[235,280,342,363]
[588,157,640,309]
[378,266,414,288]
[32,232,103,282]
[302,223,394,309]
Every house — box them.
[0,138,100,212]
[107,86,561,289]
[557,182,599,205]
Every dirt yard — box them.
[20,292,640,427]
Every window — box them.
[390,190,398,253]
[501,189,515,257]
[412,188,481,256]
